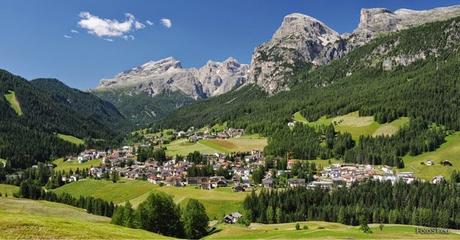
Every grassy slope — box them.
[57,133,85,145]
[0,184,19,197]
[0,197,169,239]
[53,157,101,172]
[399,132,460,180]
[54,179,249,219]
[165,135,267,156]
[294,111,409,140]
[4,90,23,116]
[206,221,460,239]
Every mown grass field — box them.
[0,184,19,197]
[0,197,169,239]
[53,157,101,172]
[399,131,460,180]
[294,111,409,140]
[57,133,85,145]
[54,179,249,219]
[165,134,267,156]
[206,221,460,239]
[4,90,23,116]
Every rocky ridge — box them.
[96,57,249,99]
[248,5,460,94]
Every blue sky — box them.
[1,0,459,89]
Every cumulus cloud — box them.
[160,18,172,28]
[64,34,72,39]
[70,29,79,34]
[146,20,154,26]
[78,12,145,39]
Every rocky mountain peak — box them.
[95,57,248,99]
[273,13,340,46]
[247,12,343,94]
[248,5,460,94]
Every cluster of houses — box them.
[141,127,245,145]
[188,128,245,142]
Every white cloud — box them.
[103,38,114,42]
[71,29,79,34]
[160,18,172,28]
[64,34,72,39]
[146,20,154,26]
[122,35,135,41]
[78,12,145,39]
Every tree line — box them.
[18,179,115,217]
[243,180,460,229]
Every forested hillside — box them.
[94,89,193,127]
[31,78,126,131]
[0,71,124,169]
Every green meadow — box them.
[53,158,101,172]
[0,184,19,197]
[165,134,267,156]
[4,90,23,116]
[206,221,460,239]
[399,131,460,180]
[0,197,169,239]
[53,179,249,219]
[57,133,85,145]
[294,111,409,140]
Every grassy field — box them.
[4,90,23,116]
[53,157,101,172]
[0,184,19,197]
[54,179,248,219]
[206,221,460,239]
[399,131,460,180]
[165,134,267,156]
[294,111,409,140]
[57,133,85,145]
[0,197,169,239]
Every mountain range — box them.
[1,4,460,169]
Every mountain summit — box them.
[247,13,343,94]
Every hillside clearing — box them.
[57,133,85,145]
[53,158,101,172]
[399,131,460,180]
[0,198,169,239]
[54,179,248,219]
[4,90,23,116]
[294,111,409,140]
[165,134,267,156]
[206,221,460,239]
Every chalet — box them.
[262,178,274,189]
[233,185,245,192]
[396,172,415,184]
[431,175,445,184]
[288,178,306,188]
[224,212,243,224]
[441,160,453,166]
[307,181,333,190]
